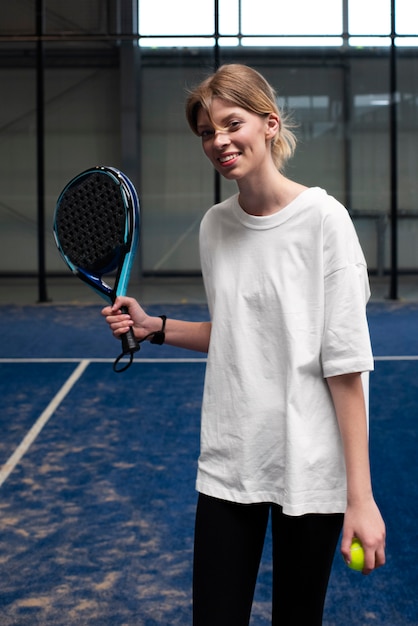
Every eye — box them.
[228,119,243,131]
[198,128,214,138]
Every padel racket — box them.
[53,166,140,372]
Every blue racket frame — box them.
[53,166,141,371]
[53,166,140,305]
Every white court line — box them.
[0,359,90,488]
[2,356,417,364]
[0,357,208,363]
[374,356,418,361]
[0,355,414,487]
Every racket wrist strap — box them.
[150,315,167,345]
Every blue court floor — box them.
[0,290,417,625]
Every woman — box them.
[102,64,386,625]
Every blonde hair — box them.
[185,64,297,171]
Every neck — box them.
[237,172,306,217]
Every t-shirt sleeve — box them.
[321,203,374,378]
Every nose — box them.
[213,129,230,148]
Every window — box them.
[239,0,343,47]
[139,0,215,47]
[348,0,391,46]
[395,0,418,46]
[138,0,417,47]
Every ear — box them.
[265,113,280,139]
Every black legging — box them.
[193,494,343,626]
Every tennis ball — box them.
[347,538,365,571]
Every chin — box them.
[216,166,240,180]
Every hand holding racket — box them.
[53,166,140,372]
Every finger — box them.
[111,318,134,335]
[362,542,384,575]
[112,295,130,312]
[362,551,374,575]
[340,531,354,564]
[374,545,386,570]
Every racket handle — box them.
[120,306,140,355]
[113,306,140,373]
[121,328,140,355]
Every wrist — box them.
[147,315,167,345]
[346,487,374,508]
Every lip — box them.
[217,152,241,167]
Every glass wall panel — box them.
[349,51,418,277]
[397,54,418,271]
[350,58,390,213]
[0,54,120,274]
[0,67,37,273]
[44,62,121,272]
[141,64,213,273]
[0,1,35,34]
[0,0,417,295]
[44,1,109,34]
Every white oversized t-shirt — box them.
[197,187,374,516]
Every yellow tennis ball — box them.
[347,538,365,571]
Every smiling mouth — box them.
[218,153,240,164]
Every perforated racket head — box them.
[53,166,141,372]
[54,169,128,276]
[53,166,139,303]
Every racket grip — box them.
[121,328,140,355]
[120,306,140,355]
[113,305,140,373]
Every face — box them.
[196,97,279,181]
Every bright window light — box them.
[348,0,391,35]
[395,0,418,36]
[139,0,214,36]
[396,37,418,47]
[241,37,343,47]
[140,37,216,48]
[348,36,391,47]
[137,0,417,48]
[219,0,240,34]
[240,0,342,36]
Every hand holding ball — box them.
[346,538,365,571]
